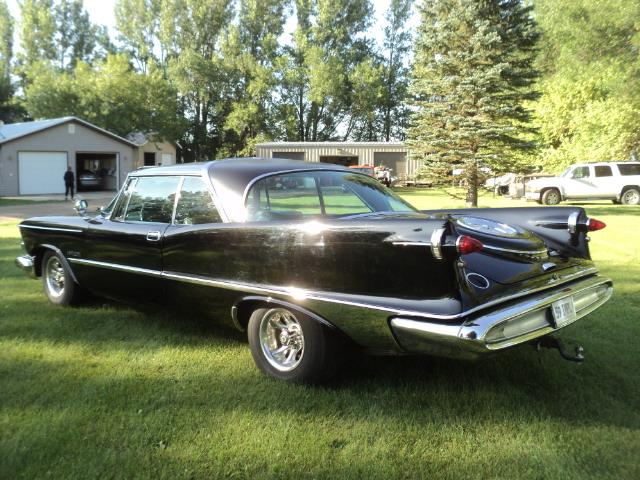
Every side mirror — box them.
[74,199,88,216]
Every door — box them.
[161,176,235,320]
[80,175,181,302]
[18,152,67,194]
[563,166,597,198]
[592,164,618,197]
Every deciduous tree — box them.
[533,0,640,170]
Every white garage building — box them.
[0,117,176,196]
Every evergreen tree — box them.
[408,0,539,206]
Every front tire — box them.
[620,187,640,205]
[541,188,561,205]
[247,307,340,383]
[42,251,80,305]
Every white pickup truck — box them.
[525,162,640,205]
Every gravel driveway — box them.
[0,192,115,222]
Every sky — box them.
[6,0,420,51]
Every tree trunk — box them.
[466,161,478,207]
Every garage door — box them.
[19,152,68,194]
[374,152,407,176]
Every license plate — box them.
[551,296,577,328]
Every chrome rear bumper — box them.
[15,255,36,277]
[390,275,613,359]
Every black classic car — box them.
[15,158,613,382]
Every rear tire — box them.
[541,188,561,206]
[620,187,640,205]
[247,307,341,383]
[42,251,80,306]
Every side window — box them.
[174,177,221,225]
[594,166,612,177]
[319,175,372,215]
[246,173,321,220]
[571,167,590,179]
[111,178,137,221]
[115,176,180,223]
[618,163,640,176]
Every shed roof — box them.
[0,116,138,147]
[256,141,406,149]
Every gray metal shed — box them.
[255,142,418,180]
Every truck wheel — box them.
[541,188,561,206]
[621,187,640,205]
[41,251,81,305]
[247,307,341,383]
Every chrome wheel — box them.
[259,308,305,372]
[622,188,640,205]
[543,189,560,205]
[45,255,65,298]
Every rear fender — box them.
[231,295,340,333]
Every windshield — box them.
[245,170,416,221]
[560,167,573,178]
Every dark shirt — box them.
[63,171,74,185]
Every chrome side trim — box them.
[430,228,446,260]
[66,257,601,321]
[391,241,431,247]
[68,258,162,278]
[482,244,548,256]
[19,225,83,233]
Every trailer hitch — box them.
[535,336,585,363]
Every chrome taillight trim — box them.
[430,227,446,260]
[567,211,580,234]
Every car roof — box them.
[129,157,353,221]
[571,161,640,167]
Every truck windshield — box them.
[245,170,416,221]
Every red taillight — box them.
[456,235,484,254]
[587,218,606,231]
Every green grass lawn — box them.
[1,192,639,479]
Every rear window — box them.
[618,163,640,176]
[245,171,415,221]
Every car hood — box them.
[527,177,563,188]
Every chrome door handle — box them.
[146,231,161,242]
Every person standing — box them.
[63,166,75,201]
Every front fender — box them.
[31,244,79,284]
